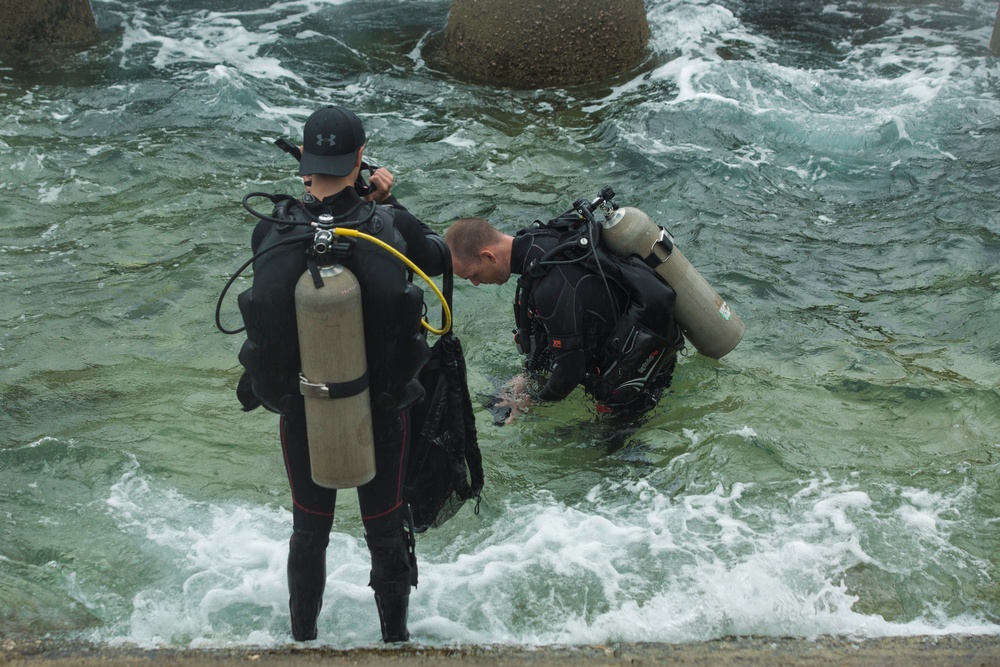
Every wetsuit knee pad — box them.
[289,527,330,561]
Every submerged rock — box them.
[0,0,98,47]
[439,0,650,89]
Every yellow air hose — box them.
[333,227,452,336]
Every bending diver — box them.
[445,187,743,424]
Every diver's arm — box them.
[535,347,586,401]
[394,209,448,276]
[366,167,411,214]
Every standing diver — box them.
[234,105,448,642]
[444,210,684,423]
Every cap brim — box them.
[298,149,359,177]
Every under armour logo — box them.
[316,134,337,147]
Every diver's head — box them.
[299,105,365,178]
[446,218,513,286]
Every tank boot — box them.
[366,524,418,643]
[287,528,328,641]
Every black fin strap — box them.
[365,533,414,595]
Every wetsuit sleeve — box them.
[382,193,405,210]
[536,348,586,401]
[392,207,448,277]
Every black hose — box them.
[214,232,314,334]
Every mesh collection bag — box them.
[404,249,484,532]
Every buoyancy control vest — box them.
[237,195,429,417]
[513,210,684,409]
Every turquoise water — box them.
[1,0,999,648]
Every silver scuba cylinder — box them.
[601,207,744,359]
[295,261,376,489]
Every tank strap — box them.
[299,371,369,399]
[641,229,674,270]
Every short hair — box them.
[445,217,503,263]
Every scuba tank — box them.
[295,221,375,489]
[600,206,744,359]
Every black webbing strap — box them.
[323,370,369,399]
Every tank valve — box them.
[312,228,335,255]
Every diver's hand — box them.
[365,167,395,204]
[496,374,532,425]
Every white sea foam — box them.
[440,133,477,149]
[38,185,63,204]
[97,459,1000,648]
[118,8,305,85]
[605,0,1000,175]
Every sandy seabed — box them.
[2,636,1000,667]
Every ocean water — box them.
[1,0,999,649]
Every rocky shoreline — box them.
[2,635,999,667]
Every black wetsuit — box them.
[511,230,680,412]
[237,186,446,641]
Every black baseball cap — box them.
[298,105,366,177]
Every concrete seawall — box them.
[3,635,1000,667]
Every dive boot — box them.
[366,529,417,643]
[287,528,327,641]
[374,592,410,642]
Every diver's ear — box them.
[480,249,498,264]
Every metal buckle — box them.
[649,228,674,263]
[299,374,328,399]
